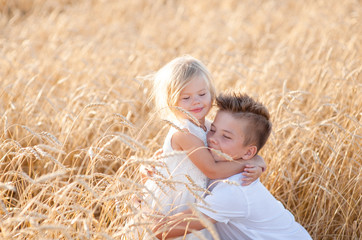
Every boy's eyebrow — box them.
[222,129,234,135]
[211,123,234,135]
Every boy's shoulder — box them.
[227,173,243,182]
[220,174,260,188]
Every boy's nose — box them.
[207,135,218,146]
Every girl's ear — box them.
[243,146,258,160]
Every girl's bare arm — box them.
[172,131,264,179]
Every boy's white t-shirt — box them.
[198,174,312,240]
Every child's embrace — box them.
[143,55,265,239]
[151,92,313,240]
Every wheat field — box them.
[0,0,361,239]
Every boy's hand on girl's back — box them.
[241,165,263,186]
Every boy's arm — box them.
[172,131,247,179]
[152,209,215,239]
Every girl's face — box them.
[207,111,250,161]
[176,76,212,124]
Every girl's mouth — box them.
[190,108,203,113]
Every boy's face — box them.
[176,76,212,123]
[207,110,251,161]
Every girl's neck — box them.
[198,118,205,126]
[175,115,207,131]
[187,117,207,131]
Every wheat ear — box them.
[171,106,202,128]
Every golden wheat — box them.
[0,0,361,239]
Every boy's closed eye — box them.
[223,135,232,140]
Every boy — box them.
[152,92,312,240]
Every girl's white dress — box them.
[145,119,213,239]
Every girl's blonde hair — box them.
[152,55,215,119]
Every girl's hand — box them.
[241,164,263,186]
[140,164,155,183]
[140,148,163,184]
[153,148,163,158]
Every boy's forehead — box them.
[214,111,234,126]
[215,110,227,117]
[215,110,234,120]
[214,111,248,132]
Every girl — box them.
[144,55,265,239]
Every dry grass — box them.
[0,0,361,239]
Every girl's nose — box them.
[192,95,201,104]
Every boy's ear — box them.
[243,146,257,160]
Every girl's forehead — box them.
[181,77,209,93]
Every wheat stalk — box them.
[0,1,360,239]
[171,106,202,128]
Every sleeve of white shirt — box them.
[198,182,249,224]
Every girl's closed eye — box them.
[181,96,190,100]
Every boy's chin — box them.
[210,151,229,162]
